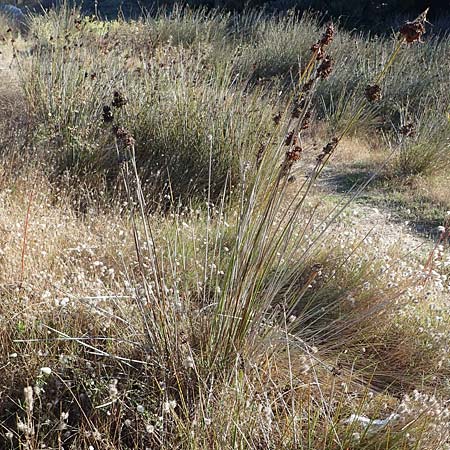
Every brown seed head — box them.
[256,143,266,168]
[399,10,427,43]
[301,110,312,130]
[365,84,382,102]
[273,112,282,125]
[310,43,324,60]
[114,126,135,147]
[292,97,307,119]
[112,91,127,108]
[400,21,426,43]
[302,79,315,93]
[286,145,303,162]
[285,130,295,146]
[400,123,416,137]
[317,137,339,162]
[316,56,333,80]
[102,105,113,123]
[320,23,335,46]
[292,104,301,119]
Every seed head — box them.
[272,112,282,125]
[286,146,303,162]
[399,10,427,43]
[320,23,335,46]
[316,56,333,80]
[317,137,339,162]
[280,145,302,177]
[310,43,324,60]
[400,123,416,137]
[302,79,315,93]
[102,105,113,123]
[301,110,312,130]
[113,126,135,147]
[365,84,382,102]
[256,143,267,168]
[310,23,334,58]
[112,90,127,108]
[285,130,295,146]
[292,97,306,118]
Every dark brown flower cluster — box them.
[302,79,314,93]
[273,112,282,125]
[310,23,335,60]
[365,84,382,102]
[300,110,312,130]
[102,105,113,123]
[316,56,333,80]
[292,96,306,118]
[317,137,339,162]
[281,143,303,176]
[280,129,303,174]
[113,125,135,148]
[112,90,127,108]
[285,130,297,146]
[286,146,303,162]
[400,123,416,137]
[102,90,128,124]
[320,23,335,46]
[400,11,427,43]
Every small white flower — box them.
[437,226,446,233]
[40,367,52,376]
[169,400,177,409]
[109,379,119,400]
[145,424,155,433]
[24,386,33,412]
[162,402,171,413]
[136,405,145,413]
[183,355,195,370]
[17,421,28,433]
[162,400,177,413]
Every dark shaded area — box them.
[10,0,449,34]
[27,0,449,33]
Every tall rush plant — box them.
[206,11,429,374]
[115,11,429,382]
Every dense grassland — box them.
[0,4,449,449]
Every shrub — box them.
[20,6,278,203]
[383,96,450,177]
